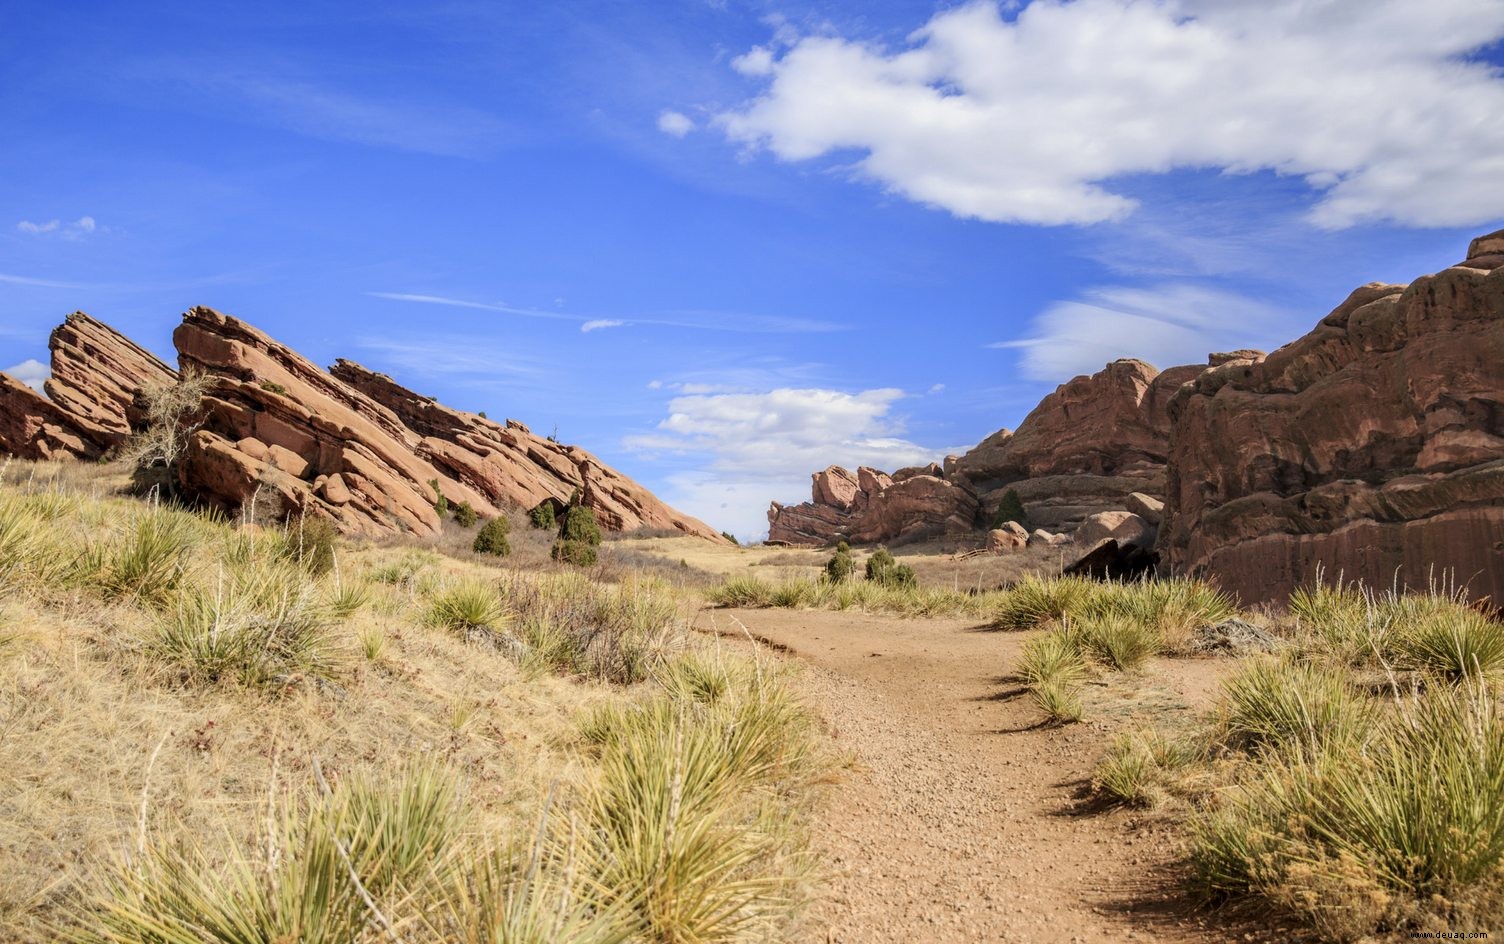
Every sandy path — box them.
[695,607,1248,943]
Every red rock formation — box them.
[850,474,979,543]
[951,359,1207,532]
[767,463,978,545]
[1160,231,1504,606]
[329,360,726,541]
[46,312,177,440]
[0,312,176,460]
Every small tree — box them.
[428,478,449,517]
[551,539,597,566]
[991,489,1028,530]
[123,369,215,498]
[453,501,478,528]
[473,517,511,556]
[865,547,917,589]
[824,545,855,583]
[558,504,602,547]
[721,531,739,546]
[528,501,557,530]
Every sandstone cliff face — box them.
[1160,231,1504,606]
[0,312,176,460]
[329,360,726,541]
[953,358,1205,532]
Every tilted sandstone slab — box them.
[767,464,965,544]
[175,306,498,537]
[46,311,177,441]
[0,312,177,460]
[850,473,980,543]
[329,360,726,541]
[1160,231,1504,606]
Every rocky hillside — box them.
[0,306,725,542]
[771,229,1504,607]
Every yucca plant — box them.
[1218,658,1374,756]
[1028,677,1083,725]
[1079,613,1161,671]
[705,576,775,608]
[1392,606,1504,683]
[993,575,1097,630]
[1015,629,1089,687]
[1091,734,1164,808]
[80,509,200,607]
[426,580,507,636]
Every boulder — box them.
[812,466,861,510]
[987,527,1025,552]
[1160,230,1504,607]
[1027,528,1065,548]
[1124,492,1164,525]
[892,462,942,483]
[1074,511,1151,550]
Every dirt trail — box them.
[696,608,1252,943]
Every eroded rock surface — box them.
[0,312,176,460]
[1160,231,1504,606]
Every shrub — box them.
[121,369,214,499]
[823,546,855,583]
[990,488,1028,529]
[428,478,449,517]
[552,539,598,567]
[559,504,603,547]
[865,548,916,589]
[258,379,288,395]
[472,517,512,556]
[453,501,478,528]
[528,501,557,530]
[770,578,819,608]
[720,530,739,545]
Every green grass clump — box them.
[72,508,201,607]
[706,575,776,608]
[1016,630,1088,687]
[154,566,345,687]
[472,517,512,556]
[1028,677,1083,725]
[1092,729,1197,809]
[992,575,1097,630]
[1218,658,1374,756]
[426,579,506,636]
[1078,613,1161,671]
[770,577,819,608]
[1083,578,1235,652]
[1392,605,1504,683]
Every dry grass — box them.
[0,460,828,943]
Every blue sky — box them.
[3,0,1503,538]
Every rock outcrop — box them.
[0,312,176,460]
[1160,231,1504,606]
[167,307,726,541]
[767,463,978,545]
[953,358,1206,532]
[328,360,725,540]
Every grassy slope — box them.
[0,461,828,943]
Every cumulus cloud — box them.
[991,283,1299,381]
[656,110,695,137]
[17,216,99,238]
[719,0,1504,228]
[627,386,959,538]
[581,319,625,332]
[3,358,49,392]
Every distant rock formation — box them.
[0,312,176,460]
[0,306,724,542]
[1160,230,1504,606]
[767,463,978,545]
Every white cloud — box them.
[627,386,958,538]
[992,283,1299,381]
[3,358,49,392]
[719,0,1504,228]
[581,318,625,332]
[16,216,100,238]
[656,110,695,137]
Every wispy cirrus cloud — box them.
[16,216,101,239]
[367,291,848,334]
